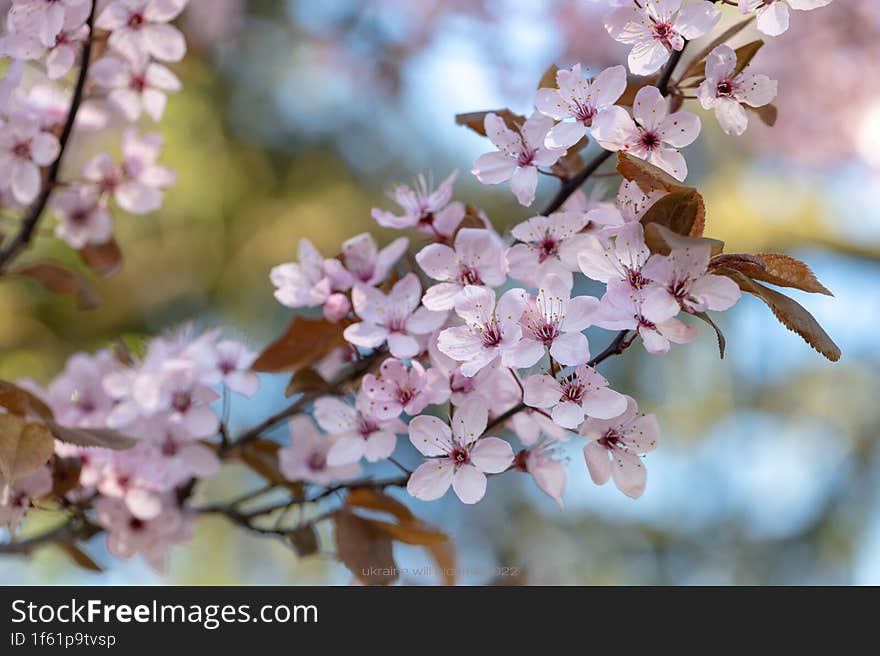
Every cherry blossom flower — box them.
[504,274,598,368]
[535,63,629,149]
[0,109,60,203]
[371,170,464,238]
[592,85,700,181]
[195,338,260,398]
[361,357,449,420]
[739,0,833,37]
[43,349,119,428]
[407,399,514,504]
[472,111,564,207]
[270,238,332,309]
[51,185,112,248]
[95,495,193,571]
[97,0,188,63]
[89,52,182,122]
[323,233,408,289]
[506,211,593,288]
[523,364,628,429]
[436,286,528,377]
[428,337,521,413]
[509,407,570,447]
[593,280,698,354]
[82,128,176,214]
[415,227,507,311]
[514,442,567,508]
[577,221,652,290]
[279,415,361,485]
[0,466,51,530]
[698,45,778,136]
[581,396,659,499]
[605,0,721,76]
[4,0,89,52]
[641,244,742,314]
[0,60,24,111]
[344,273,447,358]
[313,394,405,466]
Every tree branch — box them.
[0,0,97,271]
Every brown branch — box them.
[0,0,98,271]
[0,516,99,555]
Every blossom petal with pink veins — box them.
[422,283,463,311]
[141,23,186,62]
[496,287,529,325]
[534,87,569,121]
[647,147,688,181]
[371,237,409,284]
[658,318,698,345]
[530,456,567,507]
[145,0,189,22]
[691,273,741,311]
[407,459,455,501]
[432,202,466,237]
[658,111,700,148]
[594,65,628,107]
[364,430,397,462]
[505,244,540,286]
[676,1,721,39]
[386,333,420,358]
[626,415,660,453]
[11,161,40,204]
[577,236,620,283]
[351,284,389,324]
[470,437,514,474]
[225,370,260,398]
[343,322,389,349]
[406,306,448,335]
[628,39,672,76]
[436,325,482,361]
[459,348,501,378]
[408,414,453,456]
[590,105,637,151]
[641,287,681,324]
[390,273,422,315]
[313,397,358,433]
[457,229,506,285]
[451,398,488,446]
[522,111,556,147]
[501,338,546,369]
[552,401,586,429]
[612,450,647,498]
[116,181,163,214]
[416,242,457,281]
[583,442,611,485]
[453,285,496,325]
[510,165,539,207]
[787,0,833,10]
[183,406,220,438]
[30,132,60,165]
[582,386,628,420]
[326,435,367,466]
[604,5,650,45]
[713,98,749,136]
[737,72,777,108]
[560,295,599,332]
[451,464,487,504]
[472,151,517,184]
[545,121,586,150]
[484,112,520,153]
[549,332,590,366]
[755,2,790,36]
[523,374,563,409]
[126,489,162,520]
[632,86,667,132]
[639,326,671,354]
[704,45,736,85]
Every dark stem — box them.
[0,0,97,271]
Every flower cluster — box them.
[0,0,186,250]
[11,329,257,570]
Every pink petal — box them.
[451,464,487,504]
[469,437,514,474]
[407,459,455,501]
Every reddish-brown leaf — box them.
[286,524,320,557]
[13,261,99,310]
[732,40,764,78]
[639,189,707,238]
[747,103,777,127]
[618,75,659,106]
[284,368,329,398]
[0,381,54,420]
[693,311,726,359]
[52,457,83,498]
[58,542,103,572]
[717,268,841,361]
[253,316,349,374]
[537,63,559,91]
[717,253,832,295]
[79,239,123,277]
[0,414,54,487]
[617,152,688,194]
[347,487,416,523]
[45,420,138,451]
[454,109,526,137]
[334,509,398,585]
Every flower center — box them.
[307,452,327,472]
[537,236,559,263]
[357,418,377,439]
[130,74,147,93]
[640,131,660,150]
[171,391,192,413]
[598,428,623,450]
[571,99,596,125]
[450,446,470,466]
[12,142,31,159]
[459,265,482,286]
[716,79,734,97]
[653,22,672,40]
[628,268,649,289]
[128,13,145,29]
[562,380,584,404]
[129,517,146,532]
[479,320,503,348]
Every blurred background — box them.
[1,0,879,585]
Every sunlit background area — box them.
[2,0,879,585]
